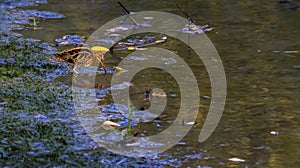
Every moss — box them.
[0,34,160,167]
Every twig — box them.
[176,4,194,24]
[117,1,138,26]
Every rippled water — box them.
[2,0,300,167]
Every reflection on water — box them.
[15,0,300,167]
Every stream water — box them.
[1,0,300,167]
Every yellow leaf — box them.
[59,41,70,45]
[91,46,109,52]
[154,39,166,43]
[127,46,135,51]
[152,92,167,97]
[283,115,295,120]
[114,66,124,71]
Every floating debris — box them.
[253,145,271,150]
[151,91,167,97]
[185,153,204,159]
[283,50,298,54]
[113,66,125,71]
[203,95,210,99]
[143,16,154,20]
[184,121,195,125]
[144,88,169,98]
[106,2,152,34]
[97,67,118,74]
[180,23,213,34]
[103,120,121,127]
[106,25,134,33]
[228,157,246,162]
[169,94,177,97]
[176,4,213,34]
[55,35,85,46]
[112,36,167,51]
[177,141,186,145]
[270,131,279,135]
[273,50,299,55]
[106,23,152,34]
[95,38,116,44]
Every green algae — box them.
[0,33,161,167]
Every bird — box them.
[50,46,109,74]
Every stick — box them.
[117,1,138,26]
[118,1,130,15]
[112,37,167,51]
[176,4,194,23]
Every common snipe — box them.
[50,46,109,74]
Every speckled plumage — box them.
[50,47,107,74]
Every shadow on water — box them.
[0,0,300,167]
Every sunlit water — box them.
[5,0,300,167]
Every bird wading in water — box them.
[50,46,109,74]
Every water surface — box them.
[2,0,300,167]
